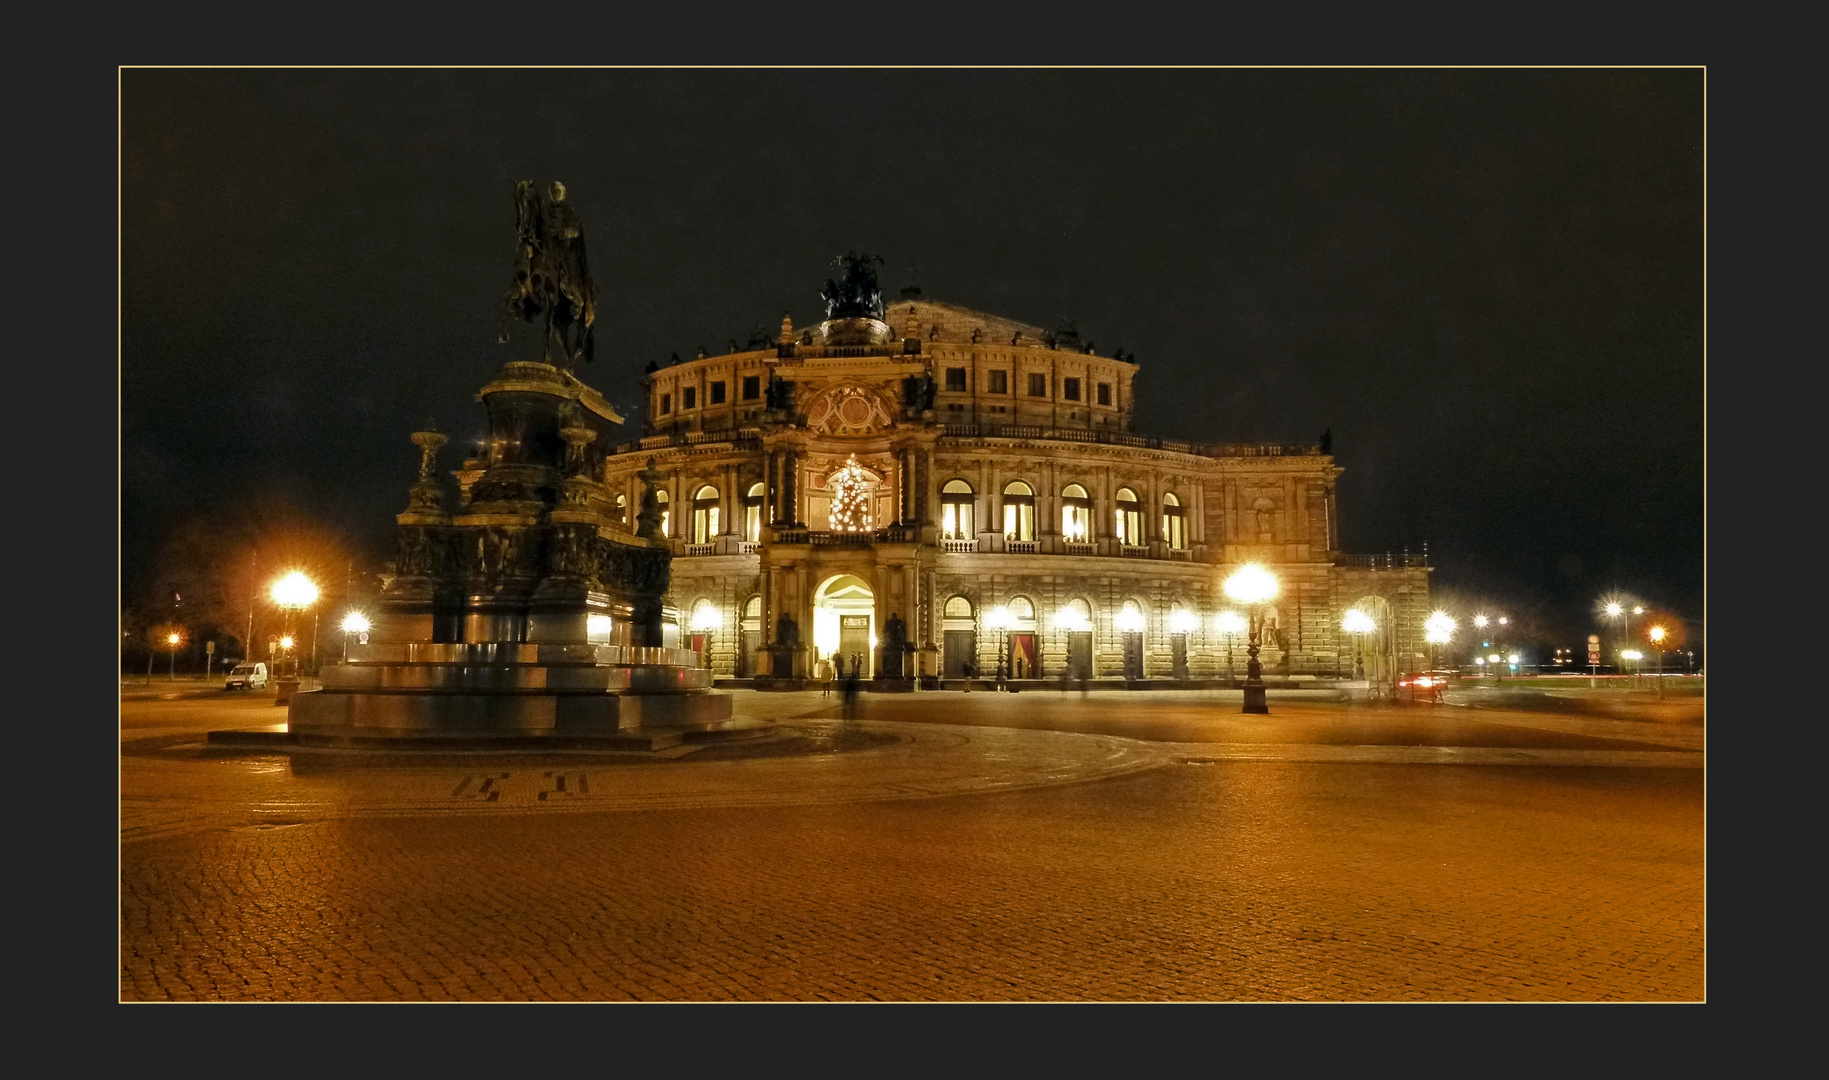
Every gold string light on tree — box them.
[827,455,873,532]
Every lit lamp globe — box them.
[1423,611,1455,679]
[268,571,317,688]
[1649,625,1668,696]
[1222,563,1278,714]
[1168,609,1200,635]
[340,611,372,663]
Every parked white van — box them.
[224,662,268,690]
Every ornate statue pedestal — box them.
[287,643,737,739]
[871,646,916,692]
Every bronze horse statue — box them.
[499,180,597,368]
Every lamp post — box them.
[1215,610,1246,685]
[986,605,1010,691]
[340,611,372,664]
[165,630,183,681]
[1649,625,1667,698]
[270,571,319,704]
[1341,608,1375,685]
[1423,611,1455,686]
[1223,563,1279,714]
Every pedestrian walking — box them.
[842,660,861,719]
[962,659,974,692]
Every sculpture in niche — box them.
[1254,496,1277,542]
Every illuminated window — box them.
[614,492,627,526]
[1115,488,1142,545]
[1002,481,1035,541]
[941,479,976,540]
[1162,492,1186,550]
[655,489,670,536]
[989,370,1009,394]
[944,595,974,618]
[743,482,764,542]
[1008,596,1034,622]
[692,485,720,543]
[1061,483,1092,541]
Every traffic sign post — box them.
[1587,634,1601,686]
[205,639,215,680]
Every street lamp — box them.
[1473,613,1507,683]
[986,605,1011,690]
[340,611,372,663]
[269,571,319,699]
[1222,563,1279,714]
[1649,625,1667,697]
[165,630,184,681]
[1341,608,1375,683]
[1215,609,1246,684]
[1423,611,1455,674]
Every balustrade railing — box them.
[1336,552,1431,569]
[940,423,1319,459]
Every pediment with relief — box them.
[803,383,895,437]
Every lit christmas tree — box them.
[827,454,873,532]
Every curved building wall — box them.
[590,299,1431,683]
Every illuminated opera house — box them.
[585,258,1432,685]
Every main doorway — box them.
[814,574,875,678]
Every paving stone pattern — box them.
[122,753,1702,1002]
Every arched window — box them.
[614,492,627,526]
[1162,492,1187,550]
[941,479,975,540]
[689,597,722,632]
[1061,483,1092,542]
[655,489,670,537]
[743,482,764,542]
[1002,480,1035,542]
[1115,487,1142,546]
[692,485,720,543]
[1116,599,1147,633]
[1054,596,1093,632]
[1008,596,1035,623]
[944,595,974,618]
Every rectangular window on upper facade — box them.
[742,375,760,400]
[1097,382,1111,406]
[988,370,1008,394]
[1063,377,1081,401]
[1028,373,1047,397]
[945,367,967,391]
[710,381,726,404]
[683,386,696,409]
[660,393,671,414]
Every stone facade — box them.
[592,295,1430,684]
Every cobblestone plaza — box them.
[121,688,1704,1002]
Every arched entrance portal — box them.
[1345,595,1398,688]
[814,574,875,678]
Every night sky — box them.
[121,68,1703,652]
